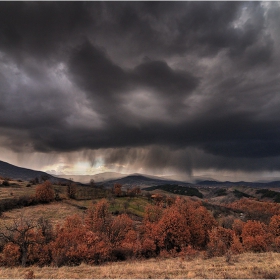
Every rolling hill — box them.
[0,160,67,183]
[100,173,192,188]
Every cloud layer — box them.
[1,2,280,177]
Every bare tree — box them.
[0,215,41,267]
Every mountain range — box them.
[1,159,280,189]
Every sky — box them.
[1,2,280,182]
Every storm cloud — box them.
[1,2,280,179]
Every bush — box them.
[0,243,21,266]
[35,181,55,203]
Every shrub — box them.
[35,181,55,203]
[0,243,21,266]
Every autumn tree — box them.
[232,219,245,237]
[27,217,54,266]
[107,214,139,260]
[52,214,112,266]
[269,214,280,237]
[154,206,191,253]
[0,216,43,267]
[85,199,111,235]
[207,226,233,257]
[140,204,164,256]
[269,214,280,251]
[175,198,217,249]
[242,220,268,252]
[108,214,133,247]
[143,204,163,224]
[51,215,85,266]
[35,181,55,203]
[113,183,122,197]
[230,233,244,255]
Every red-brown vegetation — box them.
[2,195,280,268]
[35,181,55,203]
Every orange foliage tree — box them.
[207,226,233,257]
[153,206,191,253]
[230,233,244,255]
[141,197,218,255]
[242,220,269,252]
[51,214,112,266]
[269,214,280,251]
[108,214,141,260]
[175,197,217,249]
[35,181,55,203]
[51,214,86,266]
[141,204,164,256]
[108,214,133,248]
[85,199,111,235]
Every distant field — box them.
[0,252,280,279]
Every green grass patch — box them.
[108,196,150,217]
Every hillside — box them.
[101,174,191,188]
[0,160,68,183]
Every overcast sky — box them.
[1,2,280,181]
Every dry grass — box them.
[1,252,280,279]
[0,181,35,200]
[0,201,85,230]
[0,181,70,201]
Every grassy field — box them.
[0,201,86,231]
[0,180,151,232]
[0,252,279,279]
[0,181,35,200]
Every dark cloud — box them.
[69,41,128,97]
[0,2,92,61]
[1,2,280,177]
[133,60,199,96]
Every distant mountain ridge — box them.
[55,172,127,184]
[0,160,67,183]
[2,160,280,189]
[100,174,192,188]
